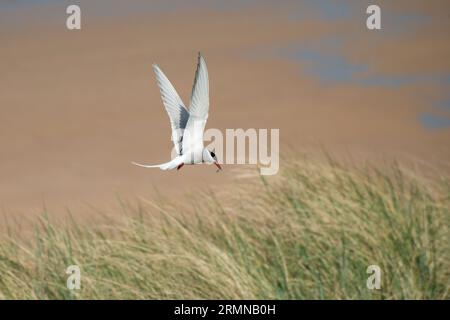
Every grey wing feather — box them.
[182,53,210,153]
[152,64,190,155]
[188,53,209,120]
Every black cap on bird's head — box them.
[209,148,216,160]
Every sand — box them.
[0,1,449,218]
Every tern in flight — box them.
[132,53,222,172]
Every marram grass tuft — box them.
[0,156,448,299]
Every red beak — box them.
[214,162,222,171]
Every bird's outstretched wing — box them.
[182,53,209,153]
[152,64,190,155]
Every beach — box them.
[1,0,449,216]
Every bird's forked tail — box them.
[131,156,184,171]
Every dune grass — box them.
[0,156,448,299]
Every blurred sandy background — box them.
[0,0,449,217]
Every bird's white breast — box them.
[183,148,204,165]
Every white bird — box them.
[132,53,222,172]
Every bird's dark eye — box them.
[210,151,215,158]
